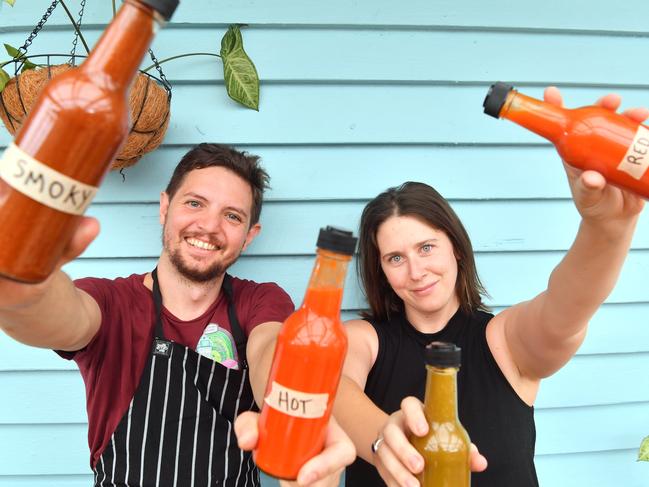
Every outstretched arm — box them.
[495,88,646,384]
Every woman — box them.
[334,88,647,486]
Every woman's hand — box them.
[371,397,487,487]
[234,411,356,487]
[544,87,646,229]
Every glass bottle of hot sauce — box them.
[483,82,649,199]
[410,342,470,487]
[0,0,179,283]
[255,226,357,480]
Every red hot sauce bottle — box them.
[484,82,649,199]
[0,0,178,283]
[255,226,357,480]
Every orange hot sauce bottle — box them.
[0,0,178,283]
[410,342,470,487]
[255,226,357,480]
[483,82,649,199]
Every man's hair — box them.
[165,143,270,225]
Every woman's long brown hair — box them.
[358,181,489,322]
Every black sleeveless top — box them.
[345,309,539,487]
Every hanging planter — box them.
[0,0,260,171]
[0,58,171,170]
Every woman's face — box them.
[376,214,460,326]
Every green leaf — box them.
[4,43,22,59]
[639,436,649,462]
[20,59,36,72]
[220,25,239,54]
[4,44,36,72]
[3,0,16,6]
[0,68,10,93]
[220,25,259,111]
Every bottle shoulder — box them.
[15,67,131,160]
[40,67,130,108]
[279,307,347,348]
[411,421,470,448]
[566,105,637,132]
[19,68,130,142]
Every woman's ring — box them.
[371,435,384,454]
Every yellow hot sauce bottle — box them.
[410,341,470,487]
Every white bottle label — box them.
[264,381,329,419]
[0,143,98,215]
[617,125,649,180]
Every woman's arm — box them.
[333,319,384,462]
[491,88,647,391]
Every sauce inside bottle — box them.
[410,341,470,487]
[0,0,177,282]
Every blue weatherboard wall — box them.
[1,0,649,485]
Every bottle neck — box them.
[302,249,351,316]
[423,365,459,422]
[500,90,568,143]
[82,0,161,89]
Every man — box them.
[0,143,353,487]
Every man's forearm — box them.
[246,322,282,407]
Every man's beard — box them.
[164,232,238,283]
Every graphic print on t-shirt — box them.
[196,323,240,369]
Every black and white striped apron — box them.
[93,270,259,486]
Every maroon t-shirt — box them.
[58,273,294,468]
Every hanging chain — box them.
[69,0,87,65]
[14,0,172,97]
[147,48,172,93]
[19,0,61,55]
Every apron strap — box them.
[152,267,164,339]
[222,273,249,370]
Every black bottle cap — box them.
[139,0,179,21]
[317,226,357,256]
[483,82,514,118]
[425,341,461,368]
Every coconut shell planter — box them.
[0,0,259,173]
[0,62,171,170]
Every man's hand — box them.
[0,215,99,310]
[235,411,355,487]
[60,216,101,265]
[0,215,101,350]
[371,397,487,487]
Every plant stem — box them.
[112,0,116,17]
[59,0,90,54]
[142,53,221,72]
